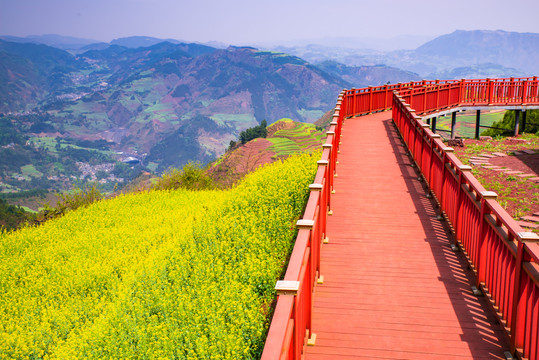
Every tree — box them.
[482,110,539,136]
[239,120,268,144]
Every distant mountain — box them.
[0,34,99,51]
[0,39,347,175]
[429,63,525,80]
[0,39,80,111]
[416,30,539,75]
[264,35,435,51]
[110,36,184,48]
[316,61,420,88]
[3,28,536,189]
[272,30,539,77]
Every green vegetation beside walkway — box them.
[0,152,318,359]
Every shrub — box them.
[36,183,104,223]
[152,161,215,191]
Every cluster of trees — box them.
[0,198,34,231]
[483,110,539,136]
[228,120,267,150]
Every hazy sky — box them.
[1,0,539,46]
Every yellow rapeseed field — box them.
[0,152,318,359]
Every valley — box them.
[1,29,537,208]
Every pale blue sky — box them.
[1,0,539,46]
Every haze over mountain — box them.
[0,34,99,51]
[274,30,539,78]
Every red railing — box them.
[391,80,539,360]
[261,91,344,359]
[262,77,539,360]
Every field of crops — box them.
[0,152,318,359]
[268,120,324,157]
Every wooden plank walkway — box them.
[305,112,511,359]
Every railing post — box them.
[435,79,440,109]
[475,110,481,139]
[384,84,389,109]
[510,232,539,356]
[368,86,373,113]
[509,77,515,99]
[422,79,427,112]
[487,78,493,105]
[451,111,457,139]
[455,165,472,242]
[440,146,454,212]
[514,110,521,136]
[459,79,465,104]
[475,192,498,287]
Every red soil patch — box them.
[454,138,539,220]
[488,153,539,175]
[208,138,277,187]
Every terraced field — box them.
[268,119,324,157]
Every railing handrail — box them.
[391,81,539,360]
[262,77,539,360]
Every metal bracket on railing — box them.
[309,184,323,191]
[480,191,498,199]
[275,280,300,296]
[517,232,539,242]
[322,144,332,149]
[471,285,483,296]
[296,219,315,229]
[326,131,335,136]
[317,160,329,166]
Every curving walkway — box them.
[304,112,511,359]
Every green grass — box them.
[147,162,159,173]
[436,110,506,138]
[19,206,38,213]
[271,122,324,151]
[267,137,302,156]
[29,137,115,157]
[20,165,42,178]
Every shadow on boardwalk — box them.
[384,119,510,358]
[305,113,510,360]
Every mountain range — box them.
[0,29,537,193]
[273,30,539,78]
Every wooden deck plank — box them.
[304,112,510,359]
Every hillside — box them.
[209,119,325,186]
[0,39,346,178]
[3,29,536,194]
[0,152,318,359]
[316,61,421,87]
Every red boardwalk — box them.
[305,112,511,359]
